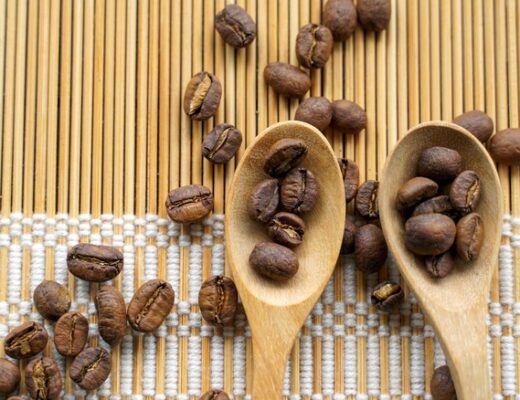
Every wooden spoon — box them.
[379,121,502,399]
[226,121,346,399]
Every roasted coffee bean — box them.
[425,252,456,279]
[4,321,48,359]
[354,224,388,273]
[396,177,438,210]
[404,213,456,256]
[357,0,391,32]
[200,390,230,400]
[371,281,403,311]
[488,128,520,166]
[70,347,111,390]
[431,365,457,400]
[264,138,308,177]
[355,180,379,219]
[455,212,484,262]
[331,100,367,134]
[338,158,359,203]
[264,63,311,98]
[417,146,462,182]
[33,280,71,321]
[412,195,457,218]
[341,218,357,254]
[249,242,299,281]
[215,4,256,48]
[453,110,494,143]
[449,170,481,214]
[247,179,280,224]
[267,212,306,248]
[280,168,319,214]
[323,0,357,41]
[67,244,123,282]
[96,285,127,346]
[202,124,243,164]
[54,312,89,357]
[25,357,62,400]
[294,97,333,132]
[127,279,175,332]
[183,72,222,120]
[166,185,214,223]
[296,24,333,69]
[0,359,20,394]
[199,275,238,327]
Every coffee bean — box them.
[425,252,456,279]
[70,347,111,390]
[25,357,62,400]
[323,0,357,41]
[404,213,456,256]
[215,4,256,48]
[33,280,71,321]
[449,170,481,214]
[54,312,88,357]
[338,158,359,203]
[264,63,311,98]
[127,279,175,332]
[371,281,403,311]
[280,168,319,214]
[357,0,391,32]
[247,179,280,224]
[200,390,230,400]
[355,180,379,219]
[96,285,127,346]
[67,244,123,282]
[488,128,520,166]
[431,365,456,400]
[202,124,243,164]
[296,24,333,69]
[455,212,484,262]
[4,321,48,359]
[249,242,299,281]
[453,110,494,143]
[199,275,238,327]
[341,218,357,254]
[264,138,308,177]
[354,224,388,273]
[412,195,457,218]
[294,97,333,132]
[331,100,367,134]
[267,212,306,248]
[396,177,438,210]
[183,72,222,120]
[417,146,462,182]
[0,359,20,394]
[166,185,214,223]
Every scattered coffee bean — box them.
[200,390,230,400]
[247,179,280,224]
[417,146,462,182]
[425,252,456,279]
[199,275,238,327]
[354,224,388,273]
[33,280,71,321]
[25,357,62,400]
[294,97,333,132]
[4,321,48,359]
[488,128,520,166]
[215,4,256,48]
[431,365,456,400]
[396,177,438,210]
[268,212,306,248]
[264,62,311,98]
[127,279,175,332]
[0,359,20,394]
[449,170,481,214]
[341,218,357,254]
[70,347,111,390]
[412,195,457,218]
[264,138,308,177]
[371,281,403,311]
[323,0,357,41]
[331,100,367,134]
[355,180,379,219]
[357,0,391,32]
[296,24,333,69]
[183,72,222,120]
[202,124,243,164]
[338,158,359,203]
[249,242,299,281]
[166,185,214,223]
[54,312,89,357]
[453,110,494,143]
[280,168,319,214]
[67,243,123,282]
[404,213,456,256]
[455,212,484,262]
[96,285,127,346]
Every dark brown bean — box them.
[425,252,456,279]
[449,170,481,214]
[166,185,214,223]
[488,128,520,166]
[453,110,494,143]
[417,147,462,182]
[247,179,280,224]
[341,218,357,255]
[70,347,111,390]
[0,359,20,394]
[412,195,457,219]
[371,281,403,311]
[404,214,456,256]
[338,158,359,203]
[396,177,438,210]
[294,97,333,132]
[354,224,388,273]
[355,180,379,219]
[214,4,256,48]
[199,275,238,327]
[54,312,89,357]
[431,365,457,400]
[296,24,333,69]
[4,321,48,359]
[183,72,222,120]
[96,285,127,346]
[267,212,306,248]
[249,242,299,281]
[323,0,357,41]
[280,168,319,214]
[264,63,311,98]
[25,357,62,400]
[331,100,367,134]
[455,212,484,262]
[202,124,243,164]
[67,244,123,282]
[199,390,230,400]
[357,0,391,32]
[33,280,71,321]
[264,138,308,177]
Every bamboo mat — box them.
[0,0,520,399]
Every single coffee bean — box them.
[280,168,319,214]
[200,390,230,400]
[127,279,175,332]
[323,0,357,41]
[449,170,481,214]
[96,285,127,346]
[355,180,379,219]
[199,275,238,327]
[331,100,367,134]
[294,97,333,132]
[33,280,70,321]
[341,218,357,254]
[357,0,391,32]
[268,212,306,248]
[202,124,243,164]
[247,179,280,224]
[67,244,123,282]
[296,24,333,69]
[264,138,308,177]
[249,242,299,281]
[54,312,89,357]
[183,72,222,120]
[417,146,462,182]
[453,110,494,143]
[0,359,20,394]
[425,252,456,279]
[412,195,457,219]
[215,4,256,48]
[371,281,403,311]
[4,321,48,359]
[431,365,456,400]
[488,128,520,166]
[404,213,456,256]
[25,357,62,400]
[338,158,359,203]
[166,185,214,223]
[396,177,438,210]
[70,347,111,390]
[354,224,388,273]
[264,63,311,98]
[455,212,484,262]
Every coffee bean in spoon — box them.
[294,97,333,132]
[280,168,319,214]
[453,110,494,143]
[247,179,280,224]
[396,176,438,210]
[323,0,357,41]
[267,212,305,248]
[424,252,456,279]
[214,4,256,48]
[249,242,299,281]
[455,212,484,262]
[202,124,243,164]
[404,213,456,256]
[355,180,379,219]
[449,170,481,215]
[354,224,388,273]
[417,146,462,182]
[264,138,308,177]
[166,185,214,223]
[199,275,238,327]
[296,24,333,69]
[338,158,359,203]
[183,72,222,120]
